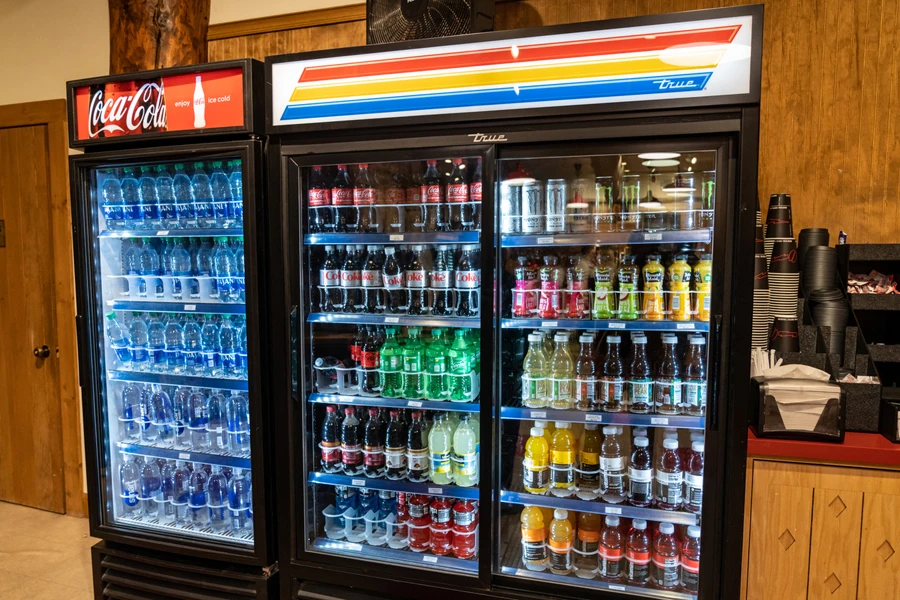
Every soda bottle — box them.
[446,158,468,231]
[408,494,432,552]
[101,168,126,230]
[550,333,575,410]
[684,336,708,416]
[430,497,453,555]
[655,438,683,510]
[401,327,425,399]
[407,411,429,482]
[628,335,653,414]
[681,526,701,593]
[120,167,141,228]
[425,329,449,401]
[363,407,386,478]
[393,491,409,539]
[600,425,626,503]
[420,160,442,232]
[340,407,363,476]
[227,160,243,228]
[226,391,250,453]
[591,251,616,319]
[172,164,195,228]
[452,414,478,487]
[384,409,408,480]
[340,245,362,312]
[625,518,652,586]
[538,255,564,319]
[209,162,233,227]
[655,335,683,415]
[360,327,382,395]
[600,335,625,412]
[228,469,253,536]
[456,245,480,316]
[188,462,210,528]
[548,509,574,575]
[452,500,477,559]
[652,522,681,590]
[137,166,161,229]
[574,512,600,579]
[549,422,575,498]
[684,441,704,513]
[206,390,228,450]
[332,164,354,233]
[617,255,640,320]
[164,313,185,373]
[428,412,453,484]
[694,253,713,322]
[146,313,166,372]
[190,162,215,228]
[425,245,449,316]
[382,247,405,313]
[320,405,342,473]
[642,254,665,321]
[354,163,378,233]
[466,328,481,374]
[668,254,692,321]
[513,256,539,318]
[521,505,549,571]
[598,515,624,582]
[382,166,405,234]
[207,465,229,531]
[522,333,549,409]
[566,254,590,319]
[576,423,601,498]
[308,165,333,233]
[468,158,482,231]
[406,245,427,315]
[628,436,653,507]
[379,327,403,398]
[317,245,339,311]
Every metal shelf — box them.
[109,300,246,315]
[99,228,243,239]
[500,229,712,248]
[312,538,477,573]
[500,490,700,526]
[309,393,480,413]
[116,442,251,469]
[308,472,479,500]
[308,312,480,328]
[500,406,705,430]
[107,370,249,391]
[500,318,709,332]
[499,567,696,599]
[304,232,480,245]
[116,514,254,546]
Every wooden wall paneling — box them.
[858,492,900,599]
[807,487,863,598]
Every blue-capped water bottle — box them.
[138,166,161,229]
[228,160,243,228]
[173,163,195,228]
[191,162,215,228]
[210,161,233,228]
[121,167,141,228]
[101,168,126,230]
[106,312,131,364]
[155,165,178,228]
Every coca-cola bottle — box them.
[340,407,362,475]
[320,404,342,473]
[354,163,378,233]
[318,245,340,312]
[420,160,442,232]
[431,245,453,316]
[468,158,482,231]
[348,325,365,389]
[360,327,382,395]
[446,158,468,232]
[385,166,405,233]
[340,245,362,312]
[362,244,383,313]
[308,165,333,233]
[363,407,385,478]
[332,164,354,233]
[405,163,423,232]
[406,245,427,315]
[382,247,405,313]
[456,245,480,316]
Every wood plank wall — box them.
[209,0,900,245]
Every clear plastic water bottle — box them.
[149,385,174,446]
[138,239,162,298]
[120,454,140,517]
[158,460,177,522]
[160,239,174,279]
[172,164,195,229]
[187,388,209,450]
[197,238,215,299]
[138,166,161,229]
[207,465,229,532]
[210,161,233,228]
[206,390,227,450]
[119,382,141,443]
[138,458,161,518]
[164,314,185,373]
[236,318,248,378]
[200,318,220,375]
[171,239,191,300]
[155,165,177,228]
[121,239,141,297]
[182,318,203,374]
[106,312,131,365]
[147,313,166,373]
[101,168,126,231]
[228,160,243,228]
[172,386,191,447]
[213,237,236,302]
[172,461,192,526]
[190,162,215,228]
[128,313,149,371]
[188,462,210,527]
[228,468,252,535]
[218,319,237,377]
[233,238,245,303]
[226,391,250,453]
[121,167,141,229]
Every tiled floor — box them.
[0,501,96,599]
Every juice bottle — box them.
[452,414,478,487]
[628,335,653,414]
[408,493,432,552]
[681,526,701,593]
[520,506,549,571]
[600,335,625,412]
[549,422,575,498]
[513,255,539,318]
[574,334,598,411]
[684,441,704,514]
[600,425,626,504]
[617,255,640,320]
[652,522,680,590]
[522,333,549,409]
[592,252,617,319]
[401,327,425,399]
[628,436,653,507]
[425,329,449,400]
[430,497,453,555]
[566,254,590,319]
[548,509,574,575]
[642,254,665,321]
[395,492,409,538]
[538,255,565,319]
[576,424,601,499]
[655,335,683,415]
[683,336,708,416]
[428,412,453,485]
[384,409,408,480]
[407,411,429,483]
[598,515,624,582]
[693,253,712,322]
[523,427,550,494]
[574,512,600,579]
[668,253,692,321]
[625,518,651,587]
[655,438,683,510]
[550,334,575,410]
[535,420,554,446]
[451,500,477,559]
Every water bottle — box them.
[210,161,233,228]
[187,388,210,450]
[226,391,250,453]
[138,166,161,229]
[128,313,149,371]
[228,468,252,535]
[207,465,229,532]
[171,239,191,300]
[218,319,237,377]
[233,238,246,303]
[121,239,141,297]
[171,164,195,229]
[182,318,202,374]
[106,312,131,365]
[149,385,175,446]
[236,319,248,378]
[101,168,126,230]
[147,313,166,373]
[197,238,215,299]
[190,162,214,228]
[120,454,140,517]
[213,237,236,302]
[206,390,228,450]
[119,382,141,443]
[155,165,178,228]
[164,314,185,373]
[138,239,162,298]
[172,386,191,447]
[160,239,174,280]
[121,167,141,229]
[172,461,192,525]
[228,160,243,228]
[158,460,177,522]
[200,319,220,375]
[188,462,210,527]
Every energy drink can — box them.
[522,181,545,234]
[500,182,522,234]
[546,179,567,233]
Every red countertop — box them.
[748,428,900,468]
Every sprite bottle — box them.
[379,327,403,398]
[425,329,449,401]
[448,329,473,402]
[401,327,425,399]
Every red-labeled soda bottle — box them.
[348,325,364,389]
[406,246,427,315]
[451,500,477,559]
[340,407,362,476]
[625,518,651,587]
[447,158,468,231]
[308,165,333,233]
[408,494,432,552]
[382,247,406,314]
[354,164,378,233]
[360,328,382,395]
[363,407,385,478]
[332,164,354,233]
[384,409,408,480]
[318,245,340,311]
[362,244,383,313]
[395,492,409,538]
[420,160,442,232]
[652,522,680,590]
[319,404,342,473]
[468,158,482,230]
[430,497,453,555]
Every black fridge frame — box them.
[71,138,277,567]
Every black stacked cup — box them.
[798,228,830,271]
[768,239,800,324]
[771,316,801,354]
[753,254,770,349]
[765,194,793,269]
[802,246,838,293]
[808,289,850,357]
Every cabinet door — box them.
[858,493,900,599]
[807,488,863,598]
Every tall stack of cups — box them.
[798,228,830,273]
[752,254,771,349]
[764,194,793,270]
[768,239,801,324]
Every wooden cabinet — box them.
[742,459,900,599]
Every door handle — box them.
[33,345,51,359]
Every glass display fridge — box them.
[267,6,761,600]
[68,60,278,597]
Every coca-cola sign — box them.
[88,82,167,137]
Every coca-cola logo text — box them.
[384,273,404,288]
[456,270,481,288]
[88,82,167,138]
[422,185,442,203]
[319,269,340,286]
[447,183,468,203]
[406,270,426,287]
[430,270,451,288]
[340,270,361,286]
[470,182,483,201]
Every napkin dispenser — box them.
[751,376,845,442]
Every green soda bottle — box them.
[425,329,449,400]
[401,327,425,399]
[379,327,403,398]
[465,328,481,373]
[449,329,473,402]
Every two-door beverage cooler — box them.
[68,60,278,598]
[267,6,762,600]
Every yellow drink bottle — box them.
[576,423,601,499]
[522,333,549,408]
[642,254,665,321]
[550,422,576,497]
[523,427,550,494]
[521,506,549,571]
[668,254,692,321]
[694,253,713,322]
[549,509,574,575]
[550,334,575,410]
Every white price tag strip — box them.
[423,556,438,563]
[184,304,196,311]
[537,237,553,244]
[677,323,695,330]
[178,453,190,460]
[385,317,400,323]
[346,543,363,551]
[157,230,170,236]
[541,321,558,327]
[644,233,662,241]
[530,411,546,418]
[408,401,422,408]
[352,479,366,487]
[390,234,404,241]
[609,322,625,329]
[651,417,669,425]
[609,585,626,591]
[605,506,622,515]
[585,414,603,422]
[428,487,442,495]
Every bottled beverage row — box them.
[510,250,711,322]
[119,455,253,537]
[500,169,714,235]
[520,422,703,513]
[116,237,245,304]
[116,383,250,455]
[100,161,244,231]
[320,405,479,487]
[107,312,248,379]
[521,331,707,416]
[313,326,480,403]
[322,487,477,560]
[518,507,700,593]
[307,160,482,234]
[316,244,480,317]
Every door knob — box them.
[33,345,50,358]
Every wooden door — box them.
[858,493,900,599]
[807,488,863,598]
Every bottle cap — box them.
[634,436,649,447]
[579,334,593,343]
[326,405,336,413]
[359,163,368,169]
[692,441,705,453]
[663,335,678,344]
[528,334,542,342]
[344,406,354,415]
[368,407,378,416]
[554,333,568,342]
[555,422,570,429]
[607,335,621,343]
[616,426,624,435]
[690,433,704,442]
[534,420,548,428]
[688,525,701,538]
[584,424,597,431]
[701,253,712,260]
[602,426,616,435]
[659,522,675,535]
[633,335,648,344]
[367,245,378,251]
[438,245,448,251]
[648,254,662,261]
[632,519,647,530]
[663,438,679,450]
[554,509,568,520]
[606,516,620,527]
[633,427,648,438]
[530,427,544,437]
